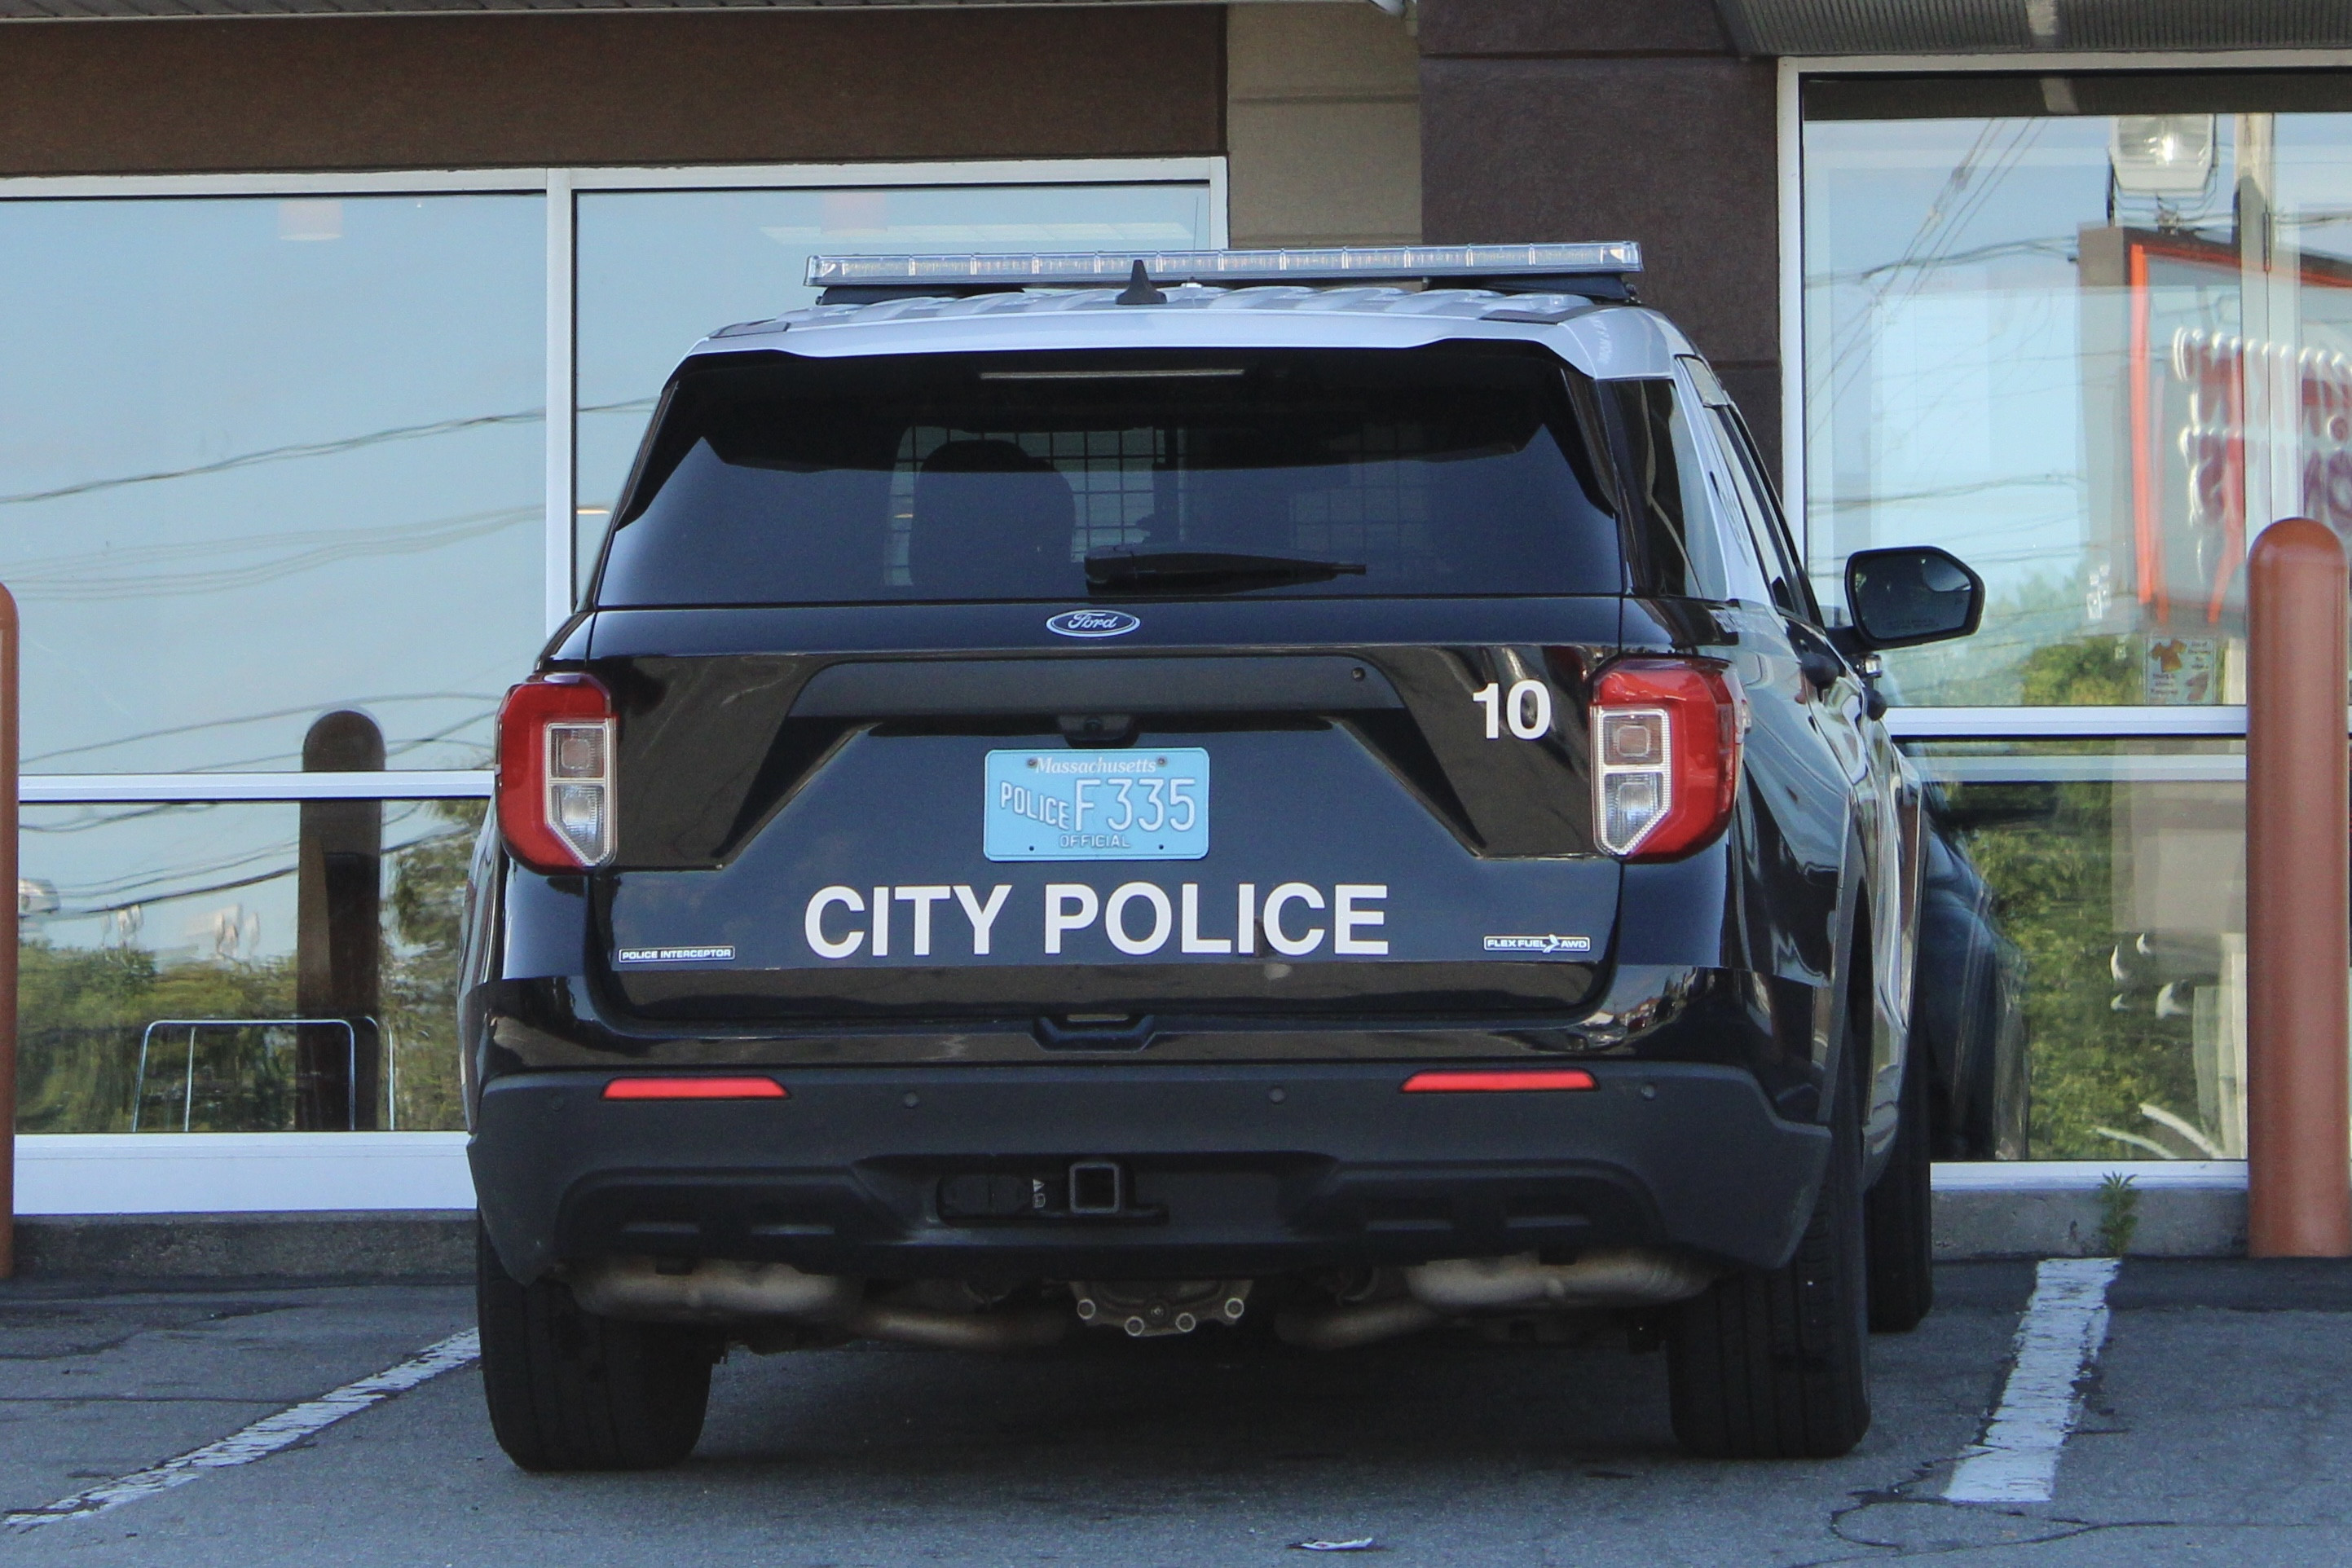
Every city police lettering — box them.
[800,882,1389,960]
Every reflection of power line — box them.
[25,693,500,767]
[1,410,540,506]
[1818,473,2081,510]
[1809,121,2048,447]
[0,399,654,509]
[7,506,534,602]
[24,802,197,835]
[37,811,476,918]
[383,710,498,766]
[58,862,297,919]
[50,837,297,907]
[41,711,497,775]
[1831,236,2077,285]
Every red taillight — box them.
[497,674,616,873]
[1401,1069,1597,1093]
[1590,658,1743,861]
[602,1077,787,1101]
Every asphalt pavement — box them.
[0,1259,2344,1566]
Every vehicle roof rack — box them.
[805,242,1642,304]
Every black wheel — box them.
[476,1222,718,1472]
[1667,962,1873,1460]
[1865,1047,1935,1332]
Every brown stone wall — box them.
[0,7,1226,175]
[1227,2,1420,248]
[1418,0,1784,477]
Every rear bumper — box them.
[470,1059,1828,1284]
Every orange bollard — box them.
[2246,518,2352,1257]
[0,586,17,1278]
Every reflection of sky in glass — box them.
[1805,119,2116,586]
[20,799,475,967]
[572,183,1213,589]
[1804,112,2352,703]
[0,196,546,773]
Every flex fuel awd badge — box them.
[1482,934,1592,957]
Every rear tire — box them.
[476,1222,717,1472]
[1865,1050,1936,1332]
[1667,989,1873,1459]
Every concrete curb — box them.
[1932,1161,2252,1259]
[1934,1186,2246,1259]
[15,1212,473,1281]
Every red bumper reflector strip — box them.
[602,1077,787,1101]
[1400,1069,1597,1094]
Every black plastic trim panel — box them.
[470,1060,1828,1284]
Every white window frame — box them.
[1776,52,2352,743]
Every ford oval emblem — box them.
[1046,610,1140,639]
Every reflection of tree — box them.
[16,943,294,1133]
[13,801,482,1134]
[2016,635,2141,705]
[1958,782,2203,1157]
[1945,641,2209,1159]
[1880,576,2107,704]
[381,801,479,1130]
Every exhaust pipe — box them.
[569,1257,858,1323]
[1404,1249,1717,1311]
[1274,1249,1719,1351]
[1274,1297,1441,1351]
[566,1257,1071,1350]
[848,1302,1070,1350]
[570,1248,1715,1354]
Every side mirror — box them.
[1845,546,1984,650]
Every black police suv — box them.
[460,244,1987,1471]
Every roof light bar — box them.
[804,242,1641,291]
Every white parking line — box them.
[1944,1257,2121,1504]
[3,1328,481,1531]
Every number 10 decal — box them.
[1471,680,1554,740]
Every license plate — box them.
[984,748,1210,861]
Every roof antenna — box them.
[1115,259,1166,306]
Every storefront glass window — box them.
[573,182,1215,588]
[1914,742,2247,1160]
[0,162,1213,1140]
[0,196,546,772]
[1804,77,2352,706]
[16,799,481,1134]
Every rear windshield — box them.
[593,344,1623,606]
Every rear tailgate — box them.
[590,601,1619,1024]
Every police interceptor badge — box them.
[1046,610,1139,638]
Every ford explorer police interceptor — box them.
[460,243,1986,1472]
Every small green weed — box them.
[2095,1171,2141,1256]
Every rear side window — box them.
[1679,355,1817,621]
[1608,378,1764,604]
[594,344,1623,606]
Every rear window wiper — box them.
[1084,549,1368,594]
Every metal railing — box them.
[130,1017,371,1134]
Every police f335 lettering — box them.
[463,243,1989,1472]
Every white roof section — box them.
[688,284,1693,381]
